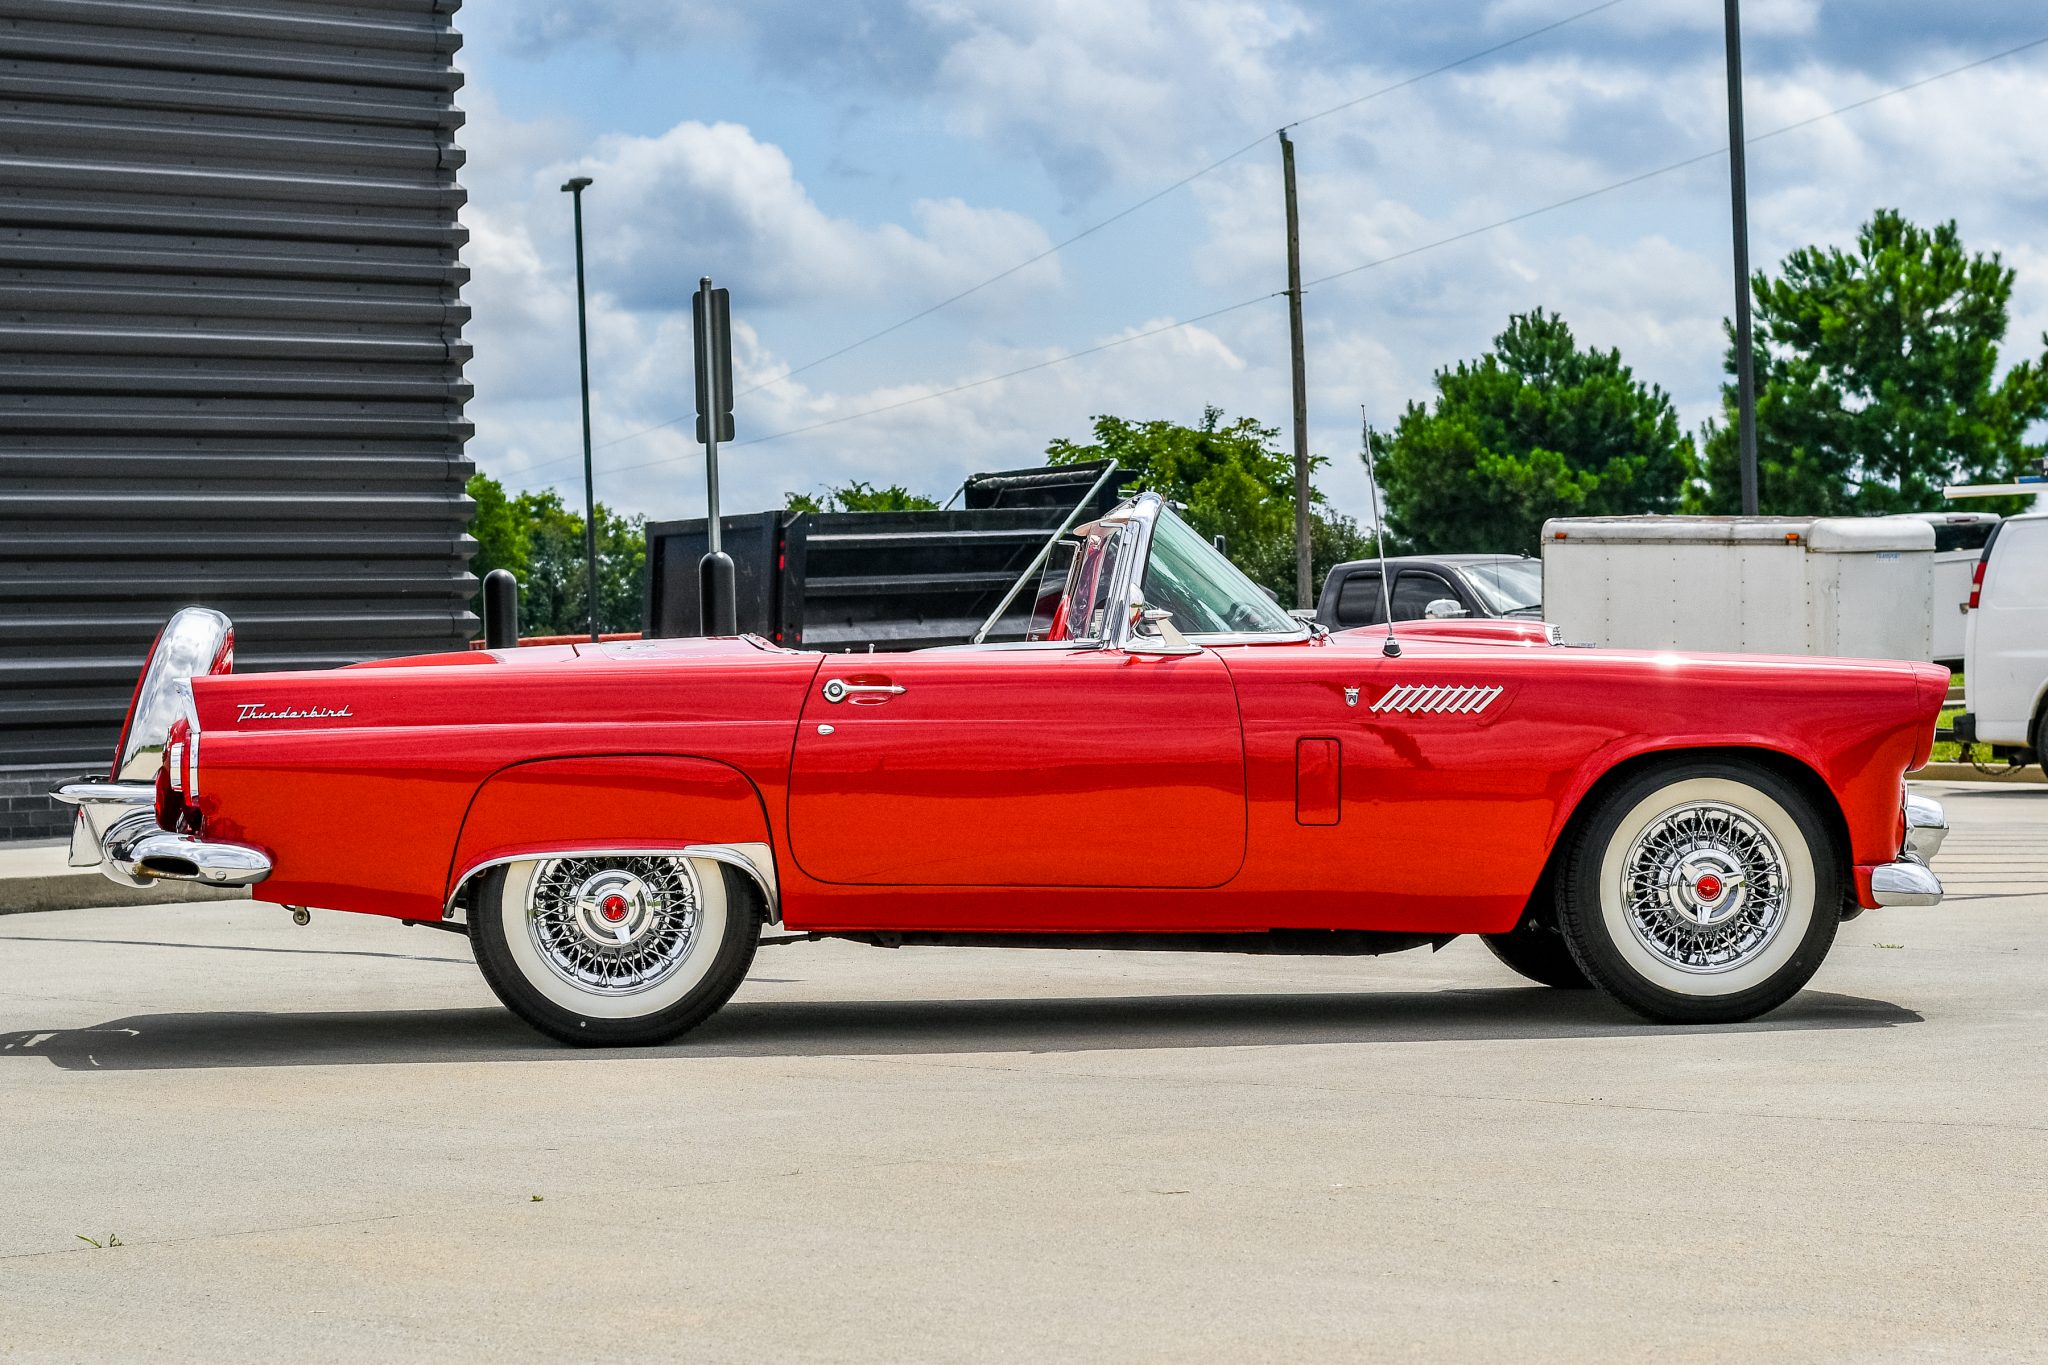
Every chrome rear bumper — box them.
[51,780,271,889]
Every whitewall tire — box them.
[470,855,761,1046]
[1557,762,1841,1024]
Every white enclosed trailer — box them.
[1541,515,1935,660]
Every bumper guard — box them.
[1868,793,1947,908]
[51,780,272,890]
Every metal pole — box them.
[1280,130,1312,607]
[698,276,722,559]
[1723,0,1760,516]
[561,176,600,640]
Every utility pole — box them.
[560,175,601,640]
[1723,0,1760,515]
[1280,129,1311,608]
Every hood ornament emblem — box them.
[1344,687,1360,708]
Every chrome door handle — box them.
[822,678,905,704]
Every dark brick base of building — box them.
[1,766,80,843]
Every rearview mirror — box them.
[1423,598,1468,620]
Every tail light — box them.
[156,711,200,832]
[1967,558,1987,610]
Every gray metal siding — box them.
[0,0,473,800]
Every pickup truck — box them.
[1314,554,1541,630]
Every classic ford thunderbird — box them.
[58,494,1950,1045]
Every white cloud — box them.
[459,2,2048,531]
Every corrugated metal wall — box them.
[0,0,473,834]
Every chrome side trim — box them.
[1871,859,1943,908]
[1904,793,1947,863]
[445,841,782,925]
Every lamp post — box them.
[560,175,600,642]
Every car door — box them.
[786,645,1247,887]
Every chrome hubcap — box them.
[1622,802,1788,974]
[527,857,700,995]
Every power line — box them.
[1300,30,2048,291]
[532,0,1637,472]
[594,294,1282,477]
[1286,0,1628,131]
[542,31,2043,487]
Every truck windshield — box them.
[1461,559,1543,614]
[1141,508,1300,636]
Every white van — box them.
[1954,511,2048,769]
[1904,511,2000,668]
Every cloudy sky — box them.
[453,0,2048,525]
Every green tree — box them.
[1046,406,1324,603]
[1698,210,2048,515]
[1373,309,1693,556]
[1237,509,1381,608]
[465,473,647,637]
[465,471,530,607]
[784,480,941,513]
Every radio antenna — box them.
[1361,406,1400,658]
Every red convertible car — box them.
[58,493,1950,1045]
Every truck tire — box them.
[470,855,760,1047]
[1556,760,1840,1025]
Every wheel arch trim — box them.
[1531,744,1853,922]
[444,842,780,926]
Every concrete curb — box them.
[1914,762,2044,785]
[0,841,246,916]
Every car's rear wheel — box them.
[470,855,760,1046]
[1481,913,1593,989]
[1557,761,1840,1024]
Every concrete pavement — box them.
[0,780,2041,1362]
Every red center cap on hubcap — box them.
[1694,873,1723,900]
[600,893,630,923]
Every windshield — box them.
[1141,507,1300,636]
[1460,558,1543,615]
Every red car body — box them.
[58,493,1951,1040]
[179,624,1944,933]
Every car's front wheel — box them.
[1557,761,1840,1024]
[469,855,760,1046]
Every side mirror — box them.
[1126,596,1199,655]
[1423,598,1468,620]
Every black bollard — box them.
[482,568,519,649]
[699,551,736,635]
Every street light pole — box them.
[561,175,600,642]
[1723,0,1760,516]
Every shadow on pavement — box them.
[0,987,1920,1071]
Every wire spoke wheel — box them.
[471,852,761,1046]
[525,856,702,996]
[1620,801,1789,974]
[1560,764,1839,1024]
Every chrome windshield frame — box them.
[1070,493,1312,653]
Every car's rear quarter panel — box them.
[190,649,818,921]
